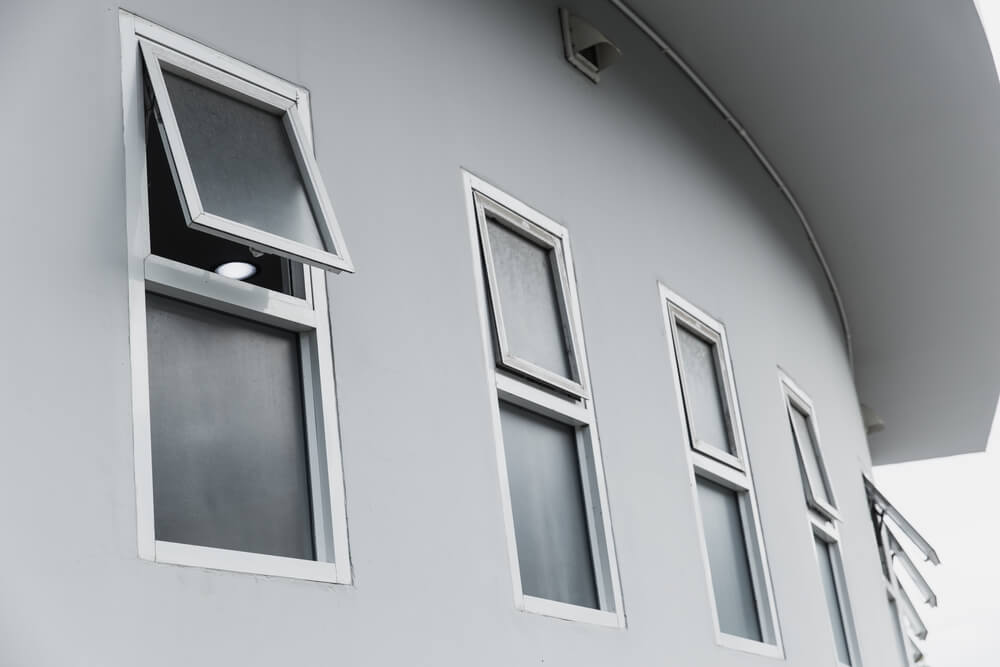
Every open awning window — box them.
[140,38,353,274]
[865,476,940,565]
[865,476,939,655]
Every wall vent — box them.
[560,9,620,83]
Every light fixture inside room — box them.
[215,261,258,280]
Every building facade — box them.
[2,1,994,666]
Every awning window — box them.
[140,38,354,274]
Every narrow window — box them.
[660,286,781,657]
[122,14,351,583]
[466,173,624,627]
[779,372,861,665]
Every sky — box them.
[873,401,999,665]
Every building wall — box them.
[0,1,906,665]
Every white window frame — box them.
[474,192,589,398]
[120,11,351,584]
[464,171,624,628]
[667,305,745,471]
[659,284,782,658]
[779,372,840,521]
[138,23,353,274]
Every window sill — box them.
[716,632,784,659]
[151,540,349,584]
[519,594,624,628]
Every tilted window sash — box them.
[886,527,938,607]
[668,304,745,472]
[140,38,354,274]
[779,374,840,521]
[474,191,588,398]
[865,477,940,565]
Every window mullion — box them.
[693,454,751,491]
[145,254,318,331]
[495,372,592,426]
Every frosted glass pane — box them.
[815,537,852,664]
[147,295,314,560]
[677,327,734,454]
[163,72,326,251]
[146,117,302,295]
[792,407,832,505]
[499,402,598,608]
[889,600,912,667]
[697,478,762,641]
[487,218,573,379]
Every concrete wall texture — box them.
[0,1,908,665]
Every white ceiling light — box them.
[214,261,257,280]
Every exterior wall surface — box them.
[0,1,906,665]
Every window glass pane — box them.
[696,477,762,640]
[677,326,734,455]
[486,218,573,379]
[888,599,912,667]
[146,294,315,560]
[146,114,302,295]
[499,402,598,608]
[162,71,326,252]
[815,537,852,664]
[791,407,832,505]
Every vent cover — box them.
[560,9,621,83]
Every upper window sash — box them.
[778,373,840,521]
[140,37,354,274]
[666,303,745,472]
[473,191,588,398]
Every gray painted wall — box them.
[0,1,908,665]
